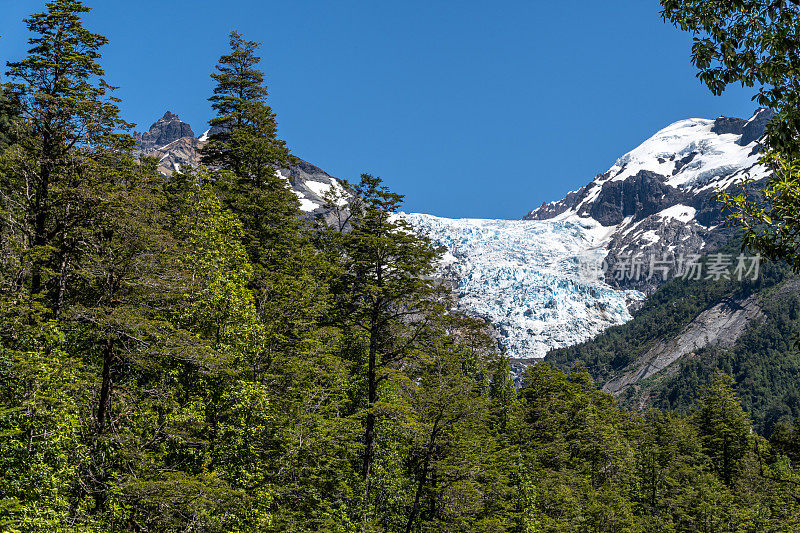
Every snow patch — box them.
[657,205,696,223]
[292,189,319,212]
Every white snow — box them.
[198,129,211,142]
[603,118,766,189]
[657,204,697,223]
[292,189,319,212]
[401,213,643,361]
[304,179,349,206]
[639,230,661,245]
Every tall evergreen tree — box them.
[330,174,444,523]
[692,371,753,486]
[202,31,294,179]
[200,32,322,355]
[2,0,132,308]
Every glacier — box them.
[401,213,644,362]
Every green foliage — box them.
[3,2,800,530]
[547,238,800,434]
[201,31,294,179]
[654,287,800,434]
[660,0,799,156]
[692,371,753,485]
[719,151,800,271]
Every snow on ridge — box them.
[305,179,349,206]
[601,116,762,189]
[657,204,697,224]
[401,213,643,361]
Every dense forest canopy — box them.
[0,1,800,532]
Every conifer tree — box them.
[202,31,294,179]
[201,32,323,359]
[692,371,753,485]
[201,30,299,271]
[2,0,132,308]
[331,174,444,520]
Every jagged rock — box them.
[588,170,685,226]
[739,107,774,146]
[711,116,747,135]
[135,111,195,152]
[134,111,352,223]
[147,136,203,175]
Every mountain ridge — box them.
[133,111,349,224]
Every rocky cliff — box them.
[133,112,350,224]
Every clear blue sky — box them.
[1,0,757,219]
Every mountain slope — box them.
[526,108,774,292]
[133,111,349,222]
[545,243,799,432]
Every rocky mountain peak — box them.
[135,111,196,152]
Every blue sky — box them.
[1,0,757,219]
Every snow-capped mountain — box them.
[525,108,773,291]
[402,109,773,363]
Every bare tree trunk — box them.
[405,417,440,533]
[96,337,114,434]
[30,155,50,298]
[53,249,70,319]
[362,301,382,530]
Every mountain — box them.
[525,108,774,292]
[402,109,778,369]
[133,112,349,223]
[135,111,195,151]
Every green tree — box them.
[661,0,800,270]
[201,31,325,370]
[329,174,444,523]
[692,371,753,486]
[2,0,133,306]
[400,318,495,532]
[202,31,294,177]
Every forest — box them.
[2,1,800,532]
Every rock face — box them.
[524,108,773,292]
[601,294,764,395]
[135,111,195,153]
[134,111,351,224]
[146,136,203,175]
